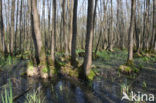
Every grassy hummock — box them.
[119,64,140,74]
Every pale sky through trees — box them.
[1,0,152,30]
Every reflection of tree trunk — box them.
[10,0,15,55]
[127,0,136,63]
[83,0,94,78]
[71,0,78,65]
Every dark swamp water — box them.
[0,52,156,103]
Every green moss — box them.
[61,64,79,78]
[133,66,140,73]
[119,65,132,73]
[42,67,48,73]
[87,69,96,81]
[28,61,34,71]
[119,64,140,74]
[126,60,134,66]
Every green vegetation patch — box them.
[1,80,13,103]
[119,64,140,74]
[87,65,99,81]
[42,67,48,73]
[96,51,110,60]
[87,69,96,81]
[27,61,34,71]
[61,63,79,78]
[25,90,45,103]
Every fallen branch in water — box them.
[13,87,31,101]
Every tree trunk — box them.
[14,0,19,55]
[31,0,45,64]
[71,0,78,66]
[62,0,68,55]
[107,0,113,51]
[92,0,98,49]
[51,0,56,62]
[19,0,23,54]
[127,0,136,64]
[153,0,156,52]
[83,0,94,78]
[10,0,15,55]
[0,0,6,53]
[68,0,73,54]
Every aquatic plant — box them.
[25,90,45,103]
[142,81,147,89]
[1,80,13,103]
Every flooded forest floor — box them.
[0,49,156,103]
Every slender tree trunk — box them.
[14,0,19,54]
[95,29,102,55]
[142,0,150,51]
[135,0,141,53]
[10,0,15,55]
[62,0,68,55]
[83,0,94,78]
[51,0,56,62]
[107,0,113,51]
[127,0,136,64]
[71,0,78,66]
[0,0,3,52]
[19,0,23,54]
[0,0,6,53]
[117,0,124,50]
[153,0,156,52]
[92,0,98,49]
[68,0,73,54]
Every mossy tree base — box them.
[26,61,56,79]
[60,63,79,79]
[126,60,134,66]
[78,64,98,82]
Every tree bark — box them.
[62,0,68,55]
[31,0,45,64]
[10,0,15,55]
[14,0,19,54]
[71,0,78,66]
[19,0,23,54]
[51,0,56,62]
[0,0,6,53]
[153,0,156,52]
[107,0,113,51]
[68,0,73,54]
[83,0,94,78]
[127,0,136,64]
